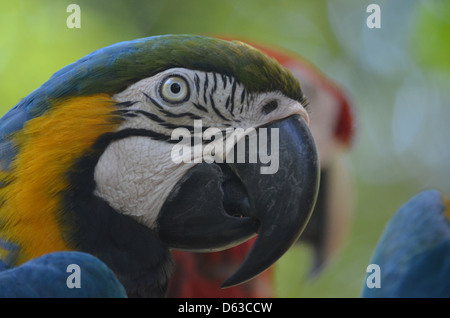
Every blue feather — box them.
[362,189,450,297]
[0,251,127,298]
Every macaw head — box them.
[0,35,319,295]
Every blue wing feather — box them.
[0,251,127,298]
[362,189,450,298]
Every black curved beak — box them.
[157,115,320,287]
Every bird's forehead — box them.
[147,67,196,81]
[121,35,305,101]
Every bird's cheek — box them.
[93,136,193,229]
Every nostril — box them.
[262,100,278,115]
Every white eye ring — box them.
[159,75,190,104]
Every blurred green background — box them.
[0,0,449,297]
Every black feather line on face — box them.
[225,96,231,110]
[192,102,208,113]
[143,92,164,111]
[133,110,166,123]
[240,88,246,105]
[221,74,227,89]
[209,93,230,122]
[159,122,195,132]
[103,128,175,143]
[194,73,200,96]
[212,72,217,93]
[230,78,237,115]
[203,72,209,104]
[239,90,246,114]
[159,110,202,120]
[244,93,255,114]
[113,109,139,118]
[115,101,139,108]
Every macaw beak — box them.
[156,115,320,287]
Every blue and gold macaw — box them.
[362,189,450,298]
[0,35,320,297]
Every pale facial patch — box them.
[94,68,310,228]
[94,136,193,229]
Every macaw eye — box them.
[159,75,190,104]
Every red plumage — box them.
[169,238,273,297]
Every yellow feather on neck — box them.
[0,94,121,265]
[444,196,450,223]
